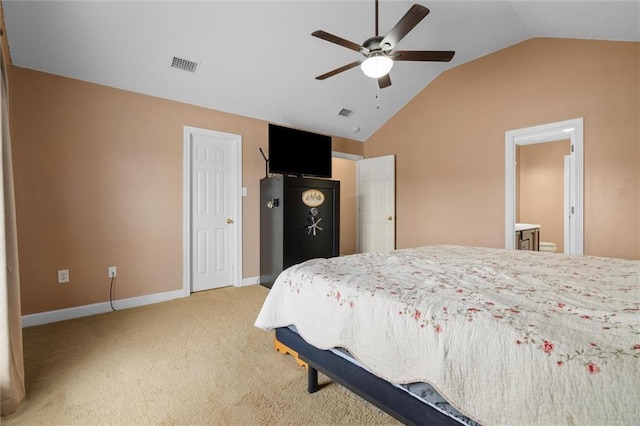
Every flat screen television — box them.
[268,124,332,178]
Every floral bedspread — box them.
[254,245,640,425]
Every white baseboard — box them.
[21,289,186,328]
[23,278,262,327]
[240,275,260,287]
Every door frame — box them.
[563,155,571,252]
[182,126,243,296]
[505,117,583,254]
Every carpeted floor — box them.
[1,285,399,425]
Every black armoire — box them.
[260,176,340,289]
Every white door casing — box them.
[357,155,395,253]
[183,126,242,294]
[564,155,571,253]
[505,118,583,254]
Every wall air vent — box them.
[171,56,200,74]
[337,108,354,118]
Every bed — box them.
[254,245,640,425]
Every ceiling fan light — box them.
[361,56,393,78]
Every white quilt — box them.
[254,245,640,425]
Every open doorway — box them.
[505,118,583,254]
[517,140,570,253]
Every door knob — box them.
[387,216,393,221]
[227,218,234,224]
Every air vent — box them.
[171,56,199,73]
[338,108,354,118]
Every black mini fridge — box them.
[260,176,340,289]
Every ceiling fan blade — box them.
[315,61,361,80]
[380,4,430,51]
[378,74,392,89]
[312,30,365,53]
[392,50,455,62]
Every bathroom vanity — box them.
[515,223,540,251]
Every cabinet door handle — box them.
[227,218,234,224]
[387,216,393,221]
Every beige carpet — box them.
[1,285,399,425]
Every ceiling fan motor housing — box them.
[362,36,391,57]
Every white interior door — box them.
[357,155,395,253]
[184,127,241,293]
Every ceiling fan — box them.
[312,0,455,89]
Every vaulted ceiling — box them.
[3,1,639,142]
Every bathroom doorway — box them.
[517,140,570,253]
[505,118,584,255]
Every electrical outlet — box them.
[58,269,69,284]
[108,266,117,278]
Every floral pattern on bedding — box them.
[299,246,640,374]
[256,245,640,425]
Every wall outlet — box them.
[58,269,69,284]
[108,266,117,278]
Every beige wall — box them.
[518,140,570,253]
[8,36,639,316]
[365,38,639,260]
[8,66,362,314]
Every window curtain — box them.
[0,32,25,415]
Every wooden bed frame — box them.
[275,327,461,426]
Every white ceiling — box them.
[3,1,639,142]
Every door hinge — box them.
[571,144,574,153]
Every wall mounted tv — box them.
[268,123,332,178]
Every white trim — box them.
[240,276,261,287]
[564,155,571,252]
[505,118,583,254]
[332,151,364,161]
[21,289,186,328]
[183,126,243,295]
[237,140,244,288]
[183,127,192,297]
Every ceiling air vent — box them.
[338,108,354,118]
[171,56,199,74]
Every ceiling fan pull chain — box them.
[376,85,380,109]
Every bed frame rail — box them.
[275,327,460,426]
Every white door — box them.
[357,155,395,253]
[184,127,241,293]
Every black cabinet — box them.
[260,176,340,289]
